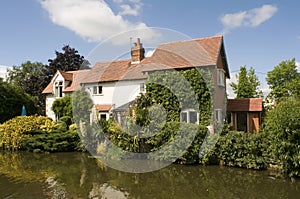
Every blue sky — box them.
[0,0,299,96]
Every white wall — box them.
[45,94,56,120]
[84,79,145,109]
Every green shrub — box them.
[205,131,267,170]
[262,97,300,176]
[0,116,55,150]
[20,129,81,152]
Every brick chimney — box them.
[131,38,145,64]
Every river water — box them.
[0,152,299,199]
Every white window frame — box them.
[180,109,199,124]
[214,109,223,123]
[217,69,225,87]
[54,81,63,98]
[93,85,103,95]
[99,112,109,121]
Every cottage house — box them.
[42,35,230,125]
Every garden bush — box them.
[0,115,55,150]
[262,97,300,177]
[0,115,82,152]
[203,131,267,170]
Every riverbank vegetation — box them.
[0,59,299,178]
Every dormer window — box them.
[217,69,225,87]
[55,81,63,97]
[93,85,103,95]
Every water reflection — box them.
[0,152,300,199]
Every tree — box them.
[7,61,46,114]
[44,45,90,84]
[51,95,73,120]
[262,98,300,177]
[0,78,36,123]
[230,66,260,98]
[266,58,300,102]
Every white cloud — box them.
[219,4,278,34]
[0,65,12,81]
[39,0,154,44]
[296,62,300,71]
[226,72,238,99]
[117,0,142,16]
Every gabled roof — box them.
[81,59,148,83]
[42,69,90,94]
[141,35,229,77]
[59,70,73,81]
[95,104,113,112]
[43,35,230,93]
[227,98,263,112]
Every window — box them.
[180,109,198,124]
[217,69,225,86]
[140,83,146,93]
[215,109,223,123]
[93,85,103,95]
[99,113,108,121]
[55,81,63,97]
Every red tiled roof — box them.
[42,82,53,94]
[95,104,113,112]
[64,70,90,92]
[227,98,263,112]
[42,70,90,94]
[81,59,148,83]
[59,70,73,81]
[43,35,228,93]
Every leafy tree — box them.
[51,95,73,120]
[44,45,90,84]
[72,89,93,124]
[230,66,260,98]
[262,98,300,177]
[7,61,46,114]
[266,58,300,102]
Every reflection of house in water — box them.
[227,98,263,133]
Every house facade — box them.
[42,35,230,125]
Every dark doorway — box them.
[236,112,247,132]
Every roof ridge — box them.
[157,35,223,47]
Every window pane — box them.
[180,112,188,123]
[98,86,102,94]
[59,86,63,97]
[189,111,198,123]
[140,83,145,92]
[100,114,107,120]
[93,86,97,94]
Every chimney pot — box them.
[131,38,145,64]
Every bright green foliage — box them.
[20,128,80,153]
[230,66,260,98]
[262,98,300,176]
[52,95,73,120]
[266,58,300,102]
[144,68,213,125]
[72,89,93,124]
[0,116,55,150]
[101,119,210,164]
[0,115,82,152]
[204,131,267,169]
